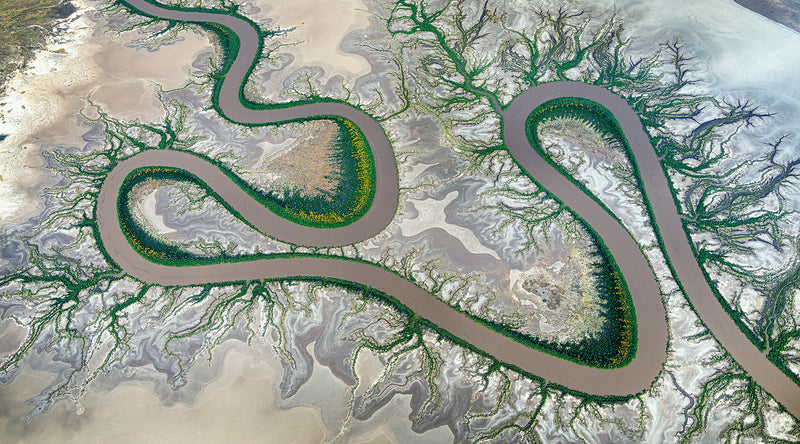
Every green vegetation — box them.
[115,0,638,370]
[120,172,637,368]
[119,166,249,265]
[515,97,639,367]
[5,0,794,433]
[112,0,376,228]
[301,278,641,404]
[525,97,636,192]
[222,117,376,228]
[94,107,375,230]
[485,236,636,369]
[768,331,800,387]
[115,0,343,121]
[0,0,74,95]
[523,96,792,378]
[376,0,642,369]
[382,0,789,396]
[539,245,636,368]
[676,351,782,444]
[418,233,637,370]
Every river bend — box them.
[96,0,800,416]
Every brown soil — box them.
[253,120,341,198]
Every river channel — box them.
[96,0,800,417]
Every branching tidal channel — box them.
[1,0,799,433]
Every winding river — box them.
[97,0,800,417]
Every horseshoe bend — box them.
[92,0,800,419]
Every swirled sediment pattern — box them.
[99,0,800,416]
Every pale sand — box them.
[348,351,402,444]
[89,32,210,120]
[354,348,383,392]
[138,189,176,234]
[401,191,501,260]
[349,426,400,444]
[0,0,209,228]
[0,349,325,443]
[250,0,372,78]
[299,346,452,443]
[0,318,26,357]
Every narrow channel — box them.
[96,0,800,416]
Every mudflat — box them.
[98,0,800,417]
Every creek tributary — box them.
[96,0,800,416]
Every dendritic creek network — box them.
[1,0,799,441]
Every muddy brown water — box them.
[97,0,800,415]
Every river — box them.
[96,0,800,417]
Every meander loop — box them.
[98,0,800,416]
